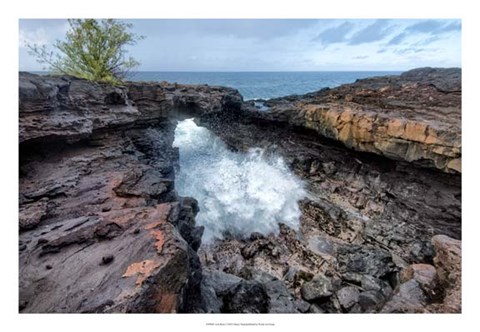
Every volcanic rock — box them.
[221,281,269,313]
[301,274,334,302]
[431,234,462,312]
[18,72,241,313]
[246,68,461,173]
[197,68,461,314]
[336,286,360,310]
[19,69,462,314]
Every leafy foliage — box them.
[28,19,143,84]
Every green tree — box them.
[27,19,143,84]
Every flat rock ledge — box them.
[249,68,461,173]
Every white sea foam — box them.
[173,118,306,243]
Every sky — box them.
[19,19,461,71]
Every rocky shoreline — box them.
[246,68,461,173]
[19,68,461,313]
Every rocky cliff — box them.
[247,68,461,173]
[19,69,461,314]
[19,72,242,313]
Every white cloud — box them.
[18,19,461,71]
[19,20,69,47]
[19,28,50,48]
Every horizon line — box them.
[22,68,461,74]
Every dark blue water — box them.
[129,71,400,100]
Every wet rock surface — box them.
[197,68,461,313]
[19,69,461,313]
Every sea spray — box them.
[173,118,306,243]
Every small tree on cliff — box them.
[27,19,143,84]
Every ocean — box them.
[129,71,400,100]
[173,119,306,243]
[168,71,399,242]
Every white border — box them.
[2,1,478,331]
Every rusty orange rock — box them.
[123,260,162,286]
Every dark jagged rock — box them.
[381,280,427,313]
[360,275,394,298]
[265,279,300,313]
[203,269,243,295]
[301,274,334,302]
[337,246,396,278]
[168,197,203,252]
[199,268,306,313]
[239,268,308,313]
[19,72,243,145]
[336,286,360,310]
[358,290,386,312]
[198,269,243,313]
[18,73,240,313]
[221,280,269,313]
[19,73,136,144]
[126,80,243,120]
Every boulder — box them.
[358,290,386,312]
[19,198,50,230]
[337,245,396,278]
[264,279,299,313]
[361,275,393,298]
[381,279,427,313]
[336,286,360,310]
[301,274,334,302]
[308,304,325,313]
[202,269,243,295]
[400,264,438,294]
[431,235,462,312]
[221,281,269,313]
